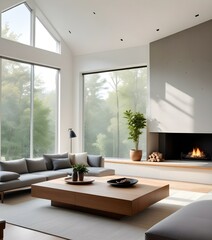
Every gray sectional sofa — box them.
[0,152,115,203]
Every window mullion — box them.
[30,65,34,158]
[31,5,35,46]
[56,70,60,152]
[0,59,2,158]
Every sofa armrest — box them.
[145,200,212,240]
[87,155,104,167]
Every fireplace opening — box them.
[159,133,212,161]
[181,147,210,160]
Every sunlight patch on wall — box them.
[149,83,195,132]
[163,83,194,132]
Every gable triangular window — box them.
[35,17,59,53]
[1,3,31,45]
[1,2,60,53]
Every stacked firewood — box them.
[148,152,163,162]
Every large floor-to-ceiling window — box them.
[0,2,61,160]
[83,66,147,159]
[1,59,59,160]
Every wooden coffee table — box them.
[31,176,169,218]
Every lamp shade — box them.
[69,128,76,138]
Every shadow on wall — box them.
[148,118,161,132]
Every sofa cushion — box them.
[26,158,47,172]
[0,174,46,192]
[86,167,115,177]
[0,171,20,182]
[43,152,69,170]
[32,171,67,181]
[0,159,28,174]
[88,155,102,167]
[57,168,73,176]
[73,152,89,166]
[52,158,71,170]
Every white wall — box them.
[0,2,73,154]
[73,45,149,152]
[0,0,21,10]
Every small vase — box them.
[72,170,78,181]
[78,172,84,181]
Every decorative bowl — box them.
[107,177,138,188]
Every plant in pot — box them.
[72,166,78,181]
[73,164,89,181]
[123,109,147,161]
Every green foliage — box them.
[123,109,147,151]
[73,164,89,173]
[92,133,107,156]
[1,59,55,159]
[1,23,21,41]
[33,98,53,156]
[84,74,111,154]
[84,67,147,158]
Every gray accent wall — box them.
[149,20,212,133]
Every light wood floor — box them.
[3,177,212,240]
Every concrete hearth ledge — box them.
[105,159,212,184]
[105,159,212,169]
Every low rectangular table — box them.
[31,176,169,218]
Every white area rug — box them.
[0,189,205,240]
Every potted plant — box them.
[123,109,147,161]
[72,167,78,181]
[73,164,89,181]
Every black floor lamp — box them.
[68,128,76,153]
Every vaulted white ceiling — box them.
[34,0,212,56]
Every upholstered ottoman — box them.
[145,200,212,240]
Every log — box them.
[148,152,163,162]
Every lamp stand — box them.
[70,138,73,153]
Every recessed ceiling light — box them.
[195,14,199,17]
[156,28,160,32]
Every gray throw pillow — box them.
[0,159,28,174]
[87,155,102,167]
[0,171,20,182]
[52,158,71,170]
[26,158,47,173]
[43,152,69,170]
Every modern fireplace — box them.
[158,133,212,161]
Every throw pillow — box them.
[74,152,89,166]
[87,155,102,167]
[0,159,28,174]
[26,158,47,173]
[52,158,71,170]
[0,171,20,182]
[43,152,69,170]
[69,153,75,165]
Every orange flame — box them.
[191,148,203,158]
